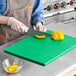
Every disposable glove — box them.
[7,17,29,32]
[36,22,47,32]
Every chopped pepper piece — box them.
[35,35,45,39]
[6,62,19,73]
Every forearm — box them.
[0,16,28,32]
[0,16,9,24]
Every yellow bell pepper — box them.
[52,31,64,40]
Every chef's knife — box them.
[24,27,51,37]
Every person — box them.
[0,0,47,45]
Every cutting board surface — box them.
[5,30,76,66]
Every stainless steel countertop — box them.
[0,22,76,76]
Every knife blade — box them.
[24,27,51,37]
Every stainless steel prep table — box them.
[0,21,76,76]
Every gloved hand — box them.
[36,22,47,32]
[7,17,29,32]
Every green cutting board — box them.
[5,30,76,66]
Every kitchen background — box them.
[42,0,76,25]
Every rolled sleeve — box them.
[0,0,7,15]
[32,0,44,26]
